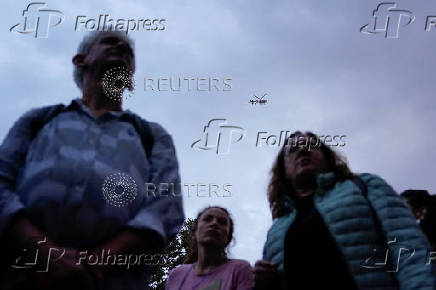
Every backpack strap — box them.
[30,104,66,140]
[132,115,154,159]
[352,175,368,197]
[120,114,154,159]
[352,175,388,244]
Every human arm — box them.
[361,173,436,289]
[0,108,58,255]
[0,109,38,239]
[253,260,281,290]
[0,108,96,289]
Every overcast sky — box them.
[1,0,436,265]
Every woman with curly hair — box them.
[166,206,253,290]
[254,131,435,290]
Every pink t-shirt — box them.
[165,259,253,290]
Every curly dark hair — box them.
[401,190,431,210]
[184,206,234,264]
[268,131,354,219]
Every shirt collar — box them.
[66,98,134,119]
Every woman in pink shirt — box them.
[166,206,253,290]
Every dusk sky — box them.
[2,0,436,265]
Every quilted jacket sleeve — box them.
[360,173,436,290]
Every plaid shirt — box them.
[0,98,184,289]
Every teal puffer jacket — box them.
[262,172,435,290]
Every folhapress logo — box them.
[10,2,64,38]
[191,119,245,155]
[360,2,414,39]
[361,237,416,273]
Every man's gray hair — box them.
[73,30,135,89]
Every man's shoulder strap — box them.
[30,104,66,139]
[122,114,154,159]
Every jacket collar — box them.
[281,172,337,211]
[316,172,336,195]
